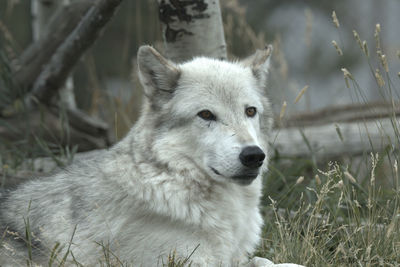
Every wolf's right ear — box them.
[241,45,273,89]
[137,45,181,100]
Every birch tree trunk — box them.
[157,0,227,62]
[31,0,77,109]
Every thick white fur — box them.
[0,46,303,267]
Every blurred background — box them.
[1,0,399,139]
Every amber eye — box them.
[197,110,216,121]
[245,107,257,117]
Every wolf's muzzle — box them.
[239,146,265,168]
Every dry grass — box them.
[261,157,400,266]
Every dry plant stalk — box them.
[344,171,357,183]
[334,123,344,142]
[352,30,363,51]
[296,176,304,185]
[380,54,389,72]
[341,68,353,79]
[335,180,344,189]
[370,152,379,186]
[341,68,353,88]
[294,85,309,104]
[374,23,381,50]
[315,174,321,185]
[332,11,340,28]
[362,40,369,57]
[331,40,343,56]
[279,101,287,121]
[374,69,385,87]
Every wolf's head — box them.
[136,46,273,186]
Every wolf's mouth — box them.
[210,167,221,175]
[231,171,259,185]
[231,178,255,186]
[231,173,258,180]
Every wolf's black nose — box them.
[239,146,265,168]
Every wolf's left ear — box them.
[137,45,181,100]
[241,45,273,88]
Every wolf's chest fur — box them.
[98,146,264,261]
[54,147,265,265]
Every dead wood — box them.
[0,0,125,151]
[278,101,400,128]
[271,116,399,159]
[26,0,123,107]
[13,0,93,91]
[0,109,108,151]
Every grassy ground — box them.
[258,154,400,266]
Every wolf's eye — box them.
[197,110,216,121]
[245,107,257,117]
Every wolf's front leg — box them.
[249,257,305,267]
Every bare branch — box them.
[60,108,109,137]
[1,0,120,151]
[13,0,93,90]
[26,0,123,107]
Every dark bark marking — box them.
[40,0,54,7]
[165,26,193,43]
[159,0,210,42]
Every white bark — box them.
[31,0,77,109]
[157,0,227,62]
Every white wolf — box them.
[0,46,303,266]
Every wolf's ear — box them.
[241,45,273,88]
[137,45,181,101]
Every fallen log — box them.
[272,116,399,159]
[278,101,400,128]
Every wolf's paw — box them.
[274,264,305,267]
[249,257,305,267]
[249,257,274,266]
